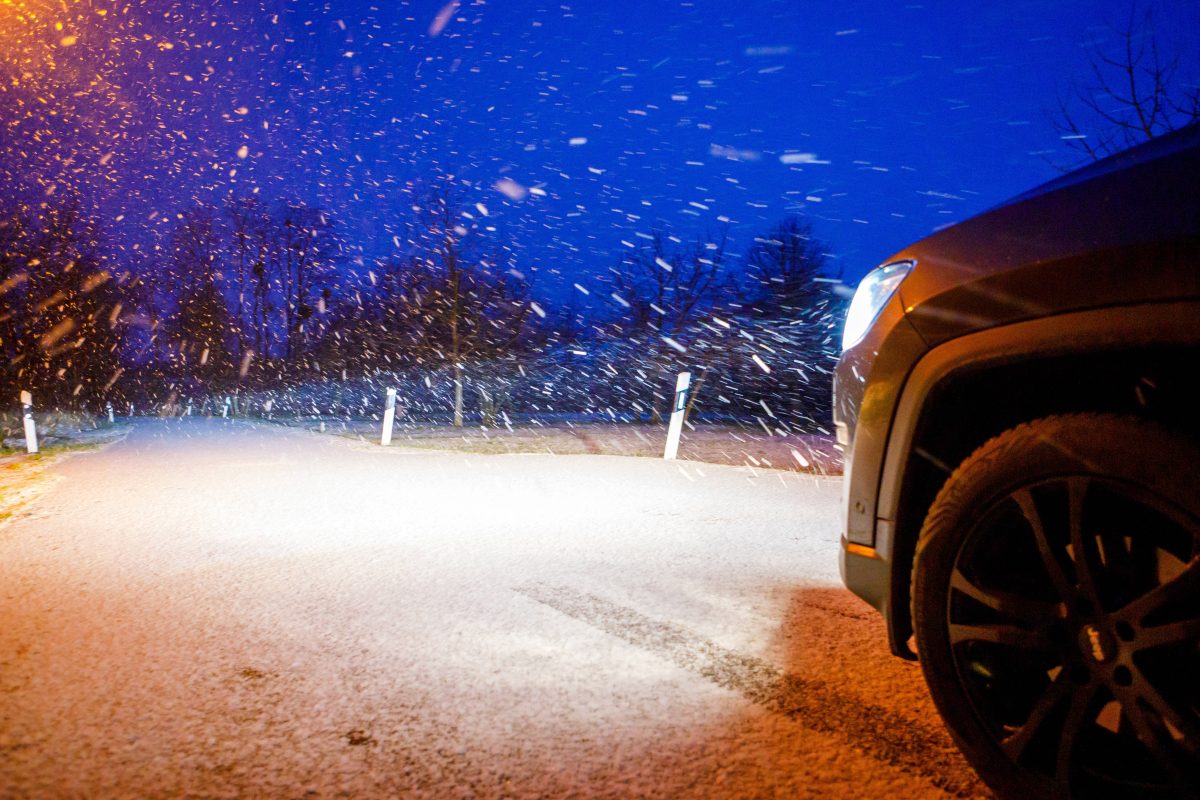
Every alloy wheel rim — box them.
[946,475,1200,795]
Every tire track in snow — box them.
[517,583,986,798]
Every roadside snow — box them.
[272,417,843,475]
[0,419,984,798]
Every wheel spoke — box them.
[1136,616,1200,651]
[949,621,1051,650]
[1128,670,1200,750]
[1013,488,1075,602]
[1066,477,1103,607]
[950,568,1059,625]
[1118,692,1195,786]
[1054,683,1099,782]
[999,673,1074,763]
[1118,556,1200,625]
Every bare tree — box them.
[609,229,730,338]
[276,202,336,367]
[1055,9,1200,162]
[605,229,732,422]
[165,206,235,392]
[0,200,127,408]
[225,195,270,361]
[401,181,532,426]
[0,207,30,390]
[742,216,832,314]
[249,220,274,360]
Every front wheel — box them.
[912,414,1200,799]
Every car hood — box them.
[891,124,1200,346]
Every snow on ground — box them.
[271,417,843,475]
[0,418,985,798]
[0,422,132,526]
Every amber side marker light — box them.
[845,541,880,560]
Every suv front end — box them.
[834,259,925,657]
[832,126,1200,799]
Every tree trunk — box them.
[235,231,247,362]
[479,385,495,427]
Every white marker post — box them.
[106,402,114,423]
[186,400,193,416]
[663,371,691,460]
[222,397,231,419]
[20,391,38,454]
[381,388,397,446]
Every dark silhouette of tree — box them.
[609,229,730,338]
[603,229,733,422]
[164,207,235,394]
[276,202,337,367]
[1055,9,1200,162]
[401,181,532,426]
[225,195,271,361]
[0,200,128,408]
[312,181,534,425]
[0,208,31,395]
[742,217,832,315]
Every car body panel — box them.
[832,291,927,546]
[894,130,1200,347]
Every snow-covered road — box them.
[0,418,986,798]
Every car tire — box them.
[911,413,1200,799]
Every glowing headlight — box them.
[841,260,915,351]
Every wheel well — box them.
[888,345,1200,653]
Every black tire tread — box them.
[908,412,1200,800]
[911,412,1186,628]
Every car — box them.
[834,124,1200,799]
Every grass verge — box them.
[0,424,133,528]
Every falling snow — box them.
[1,0,1192,459]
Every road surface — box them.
[0,418,987,798]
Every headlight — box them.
[841,260,915,351]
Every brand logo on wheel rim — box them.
[1082,624,1112,663]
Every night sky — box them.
[4,0,1198,297]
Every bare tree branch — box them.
[1052,7,1199,166]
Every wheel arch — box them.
[875,300,1200,659]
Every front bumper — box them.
[838,537,888,611]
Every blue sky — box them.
[10,0,1198,293]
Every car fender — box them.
[865,299,1200,658]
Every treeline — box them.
[0,182,845,427]
[0,202,126,409]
